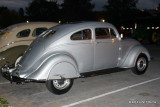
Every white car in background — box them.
[0,22,58,67]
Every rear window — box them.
[42,30,56,38]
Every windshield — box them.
[0,28,9,36]
[0,25,17,37]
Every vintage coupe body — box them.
[0,22,58,67]
[1,22,150,95]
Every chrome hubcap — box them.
[53,79,70,90]
[137,57,147,71]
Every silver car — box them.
[1,22,150,95]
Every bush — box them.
[0,97,12,107]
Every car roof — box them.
[7,22,58,31]
[49,21,115,40]
[54,21,114,30]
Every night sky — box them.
[0,0,159,11]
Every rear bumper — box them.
[1,65,29,83]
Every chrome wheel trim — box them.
[137,57,147,71]
[53,79,71,90]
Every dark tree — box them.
[158,3,160,10]
[61,0,95,22]
[19,8,24,17]
[0,7,24,27]
[26,0,60,21]
[104,0,138,27]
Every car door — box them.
[65,28,94,73]
[94,27,120,70]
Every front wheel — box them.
[132,54,148,75]
[46,79,74,95]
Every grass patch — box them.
[0,97,12,107]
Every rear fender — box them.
[25,54,80,80]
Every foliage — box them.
[0,97,9,105]
[158,3,160,10]
[19,8,24,17]
[61,0,95,22]
[0,7,24,28]
[0,97,12,107]
[104,0,138,27]
[26,0,60,21]
[0,0,159,28]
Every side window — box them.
[32,27,48,37]
[71,29,91,40]
[17,29,30,38]
[95,28,110,39]
[109,28,116,38]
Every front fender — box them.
[120,45,150,68]
[24,54,80,80]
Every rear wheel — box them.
[132,54,148,75]
[46,78,74,95]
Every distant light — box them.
[58,20,61,24]
[111,39,115,43]
[135,23,137,29]
[141,9,144,12]
[147,27,150,29]
[26,21,29,23]
[156,27,159,29]
[127,28,129,30]
[121,26,125,30]
[152,27,154,29]
[100,18,105,22]
[130,28,132,30]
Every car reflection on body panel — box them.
[1,22,150,95]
